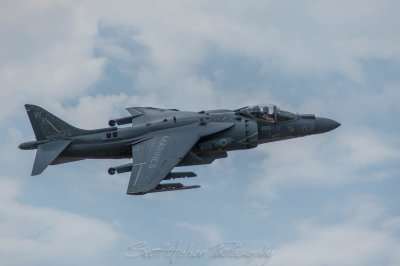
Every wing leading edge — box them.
[127,122,234,194]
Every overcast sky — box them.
[1,0,400,265]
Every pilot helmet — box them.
[252,106,261,113]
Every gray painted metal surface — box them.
[19,104,340,195]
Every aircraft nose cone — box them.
[315,117,341,133]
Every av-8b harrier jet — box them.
[19,104,340,195]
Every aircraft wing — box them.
[127,122,234,194]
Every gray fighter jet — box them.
[19,104,340,195]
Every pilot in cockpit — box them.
[252,106,262,119]
[261,106,274,122]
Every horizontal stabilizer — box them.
[31,140,71,176]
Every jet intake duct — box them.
[109,116,133,127]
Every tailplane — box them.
[25,104,88,140]
[31,140,72,175]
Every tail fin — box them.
[25,104,88,140]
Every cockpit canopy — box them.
[236,104,297,123]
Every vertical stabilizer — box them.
[25,104,87,140]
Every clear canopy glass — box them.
[237,104,297,123]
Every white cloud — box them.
[203,197,400,266]
[0,0,104,121]
[247,128,400,199]
[86,0,400,84]
[5,0,389,119]
[175,222,223,244]
[268,197,400,266]
[0,175,119,266]
[2,0,399,121]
